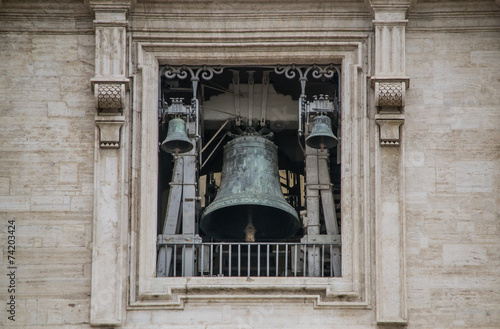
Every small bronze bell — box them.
[161,118,193,154]
[306,115,338,150]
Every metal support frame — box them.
[275,64,342,277]
[274,64,340,137]
[260,71,271,126]
[160,65,225,139]
[157,65,224,277]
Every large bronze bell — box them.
[200,133,300,241]
[306,115,338,150]
[161,118,193,154]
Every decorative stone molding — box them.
[375,81,405,109]
[376,116,404,146]
[95,83,126,112]
[130,39,371,312]
[95,116,125,148]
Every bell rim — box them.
[161,137,194,153]
[200,195,301,239]
[202,198,299,219]
[305,135,338,149]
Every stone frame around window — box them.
[128,37,372,310]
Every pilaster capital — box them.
[85,0,135,12]
[368,0,414,18]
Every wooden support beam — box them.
[317,152,341,277]
[182,145,197,276]
[157,157,184,277]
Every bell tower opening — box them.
[157,65,341,277]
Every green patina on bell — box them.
[200,133,300,241]
[306,115,338,150]
[161,118,193,154]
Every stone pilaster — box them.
[88,0,132,326]
[369,0,410,325]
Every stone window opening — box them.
[156,64,342,278]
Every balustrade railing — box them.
[157,242,341,278]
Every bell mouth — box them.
[305,134,338,150]
[161,138,193,154]
[201,200,300,241]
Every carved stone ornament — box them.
[375,81,405,108]
[95,83,125,112]
[95,116,125,148]
[376,117,404,146]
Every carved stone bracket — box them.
[376,116,404,146]
[95,83,126,112]
[372,78,407,147]
[96,116,125,149]
[375,81,405,109]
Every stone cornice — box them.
[368,0,413,17]
[85,0,136,12]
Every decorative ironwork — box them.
[274,64,339,95]
[160,65,225,140]
[159,64,340,141]
[274,64,340,137]
[163,65,224,98]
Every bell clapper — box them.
[245,207,256,242]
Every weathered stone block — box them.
[0,177,10,195]
[58,162,79,183]
[31,196,71,212]
[443,244,488,266]
[456,161,493,193]
[0,196,30,211]
[32,35,56,61]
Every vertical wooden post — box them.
[304,146,320,276]
[157,157,184,277]
[182,146,197,276]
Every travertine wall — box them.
[404,30,500,328]
[0,0,499,328]
[0,14,96,324]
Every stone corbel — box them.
[95,115,125,149]
[376,116,404,146]
[94,82,126,113]
[374,81,406,110]
[373,78,406,147]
